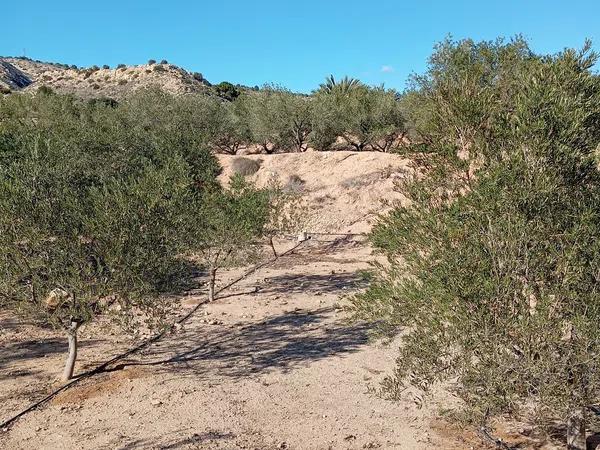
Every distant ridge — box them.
[0,56,219,99]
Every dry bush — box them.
[284,174,305,193]
[231,157,261,176]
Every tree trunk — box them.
[61,322,79,382]
[566,407,586,450]
[208,266,217,302]
[269,236,278,258]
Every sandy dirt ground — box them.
[0,237,476,450]
[217,151,415,234]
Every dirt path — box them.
[0,238,459,450]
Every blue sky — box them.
[2,1,599,93]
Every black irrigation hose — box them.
[0,239,308,431]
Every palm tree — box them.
[317,75,363,94]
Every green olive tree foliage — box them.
[210,100,251,155]
[236,86,313,153]
[0,90,225,381]
[194,175,273,301]
[311,84,405,152]
[399,35,534,154]
[352,38,600,448]
[118,88,221,183]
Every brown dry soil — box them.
[0,238,455,450]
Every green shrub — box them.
[208,100,251,155]
[195,175,273,301]
[214,81,240,100]
[311,84,405,151]
[102,64,110,70]
[148,59,156,65]
[160,59,168,65]
[37,85,54,96]
[351,37,600,446]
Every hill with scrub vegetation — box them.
[0,56,252,99]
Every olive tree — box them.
[194,175,272,301]
[352,37,600,449]
[0,91,219,381]
[209,100,251,155]
[311,84,405,151]
[236,86,313,152]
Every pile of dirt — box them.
[218,151,415,234]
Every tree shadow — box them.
[0,338,101,381]
[258,272,368,295]
[115,430,236,449]
[121,307,369,379]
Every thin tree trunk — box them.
[208,266,217,302]
[269,236,278,258]
[566,406,586,450]
[61,321,79,382]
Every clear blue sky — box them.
[2,0,599,93]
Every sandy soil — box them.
[0,238,450,450]
[217,152,415,234]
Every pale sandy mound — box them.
[218,151,414,234]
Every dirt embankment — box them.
[218,151,414,234]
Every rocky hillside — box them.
[0,57,213,98]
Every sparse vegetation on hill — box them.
[0,57,213,99]
[0,57,409,153]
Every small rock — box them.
[277,443,288,449]
[150,399,162,406]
